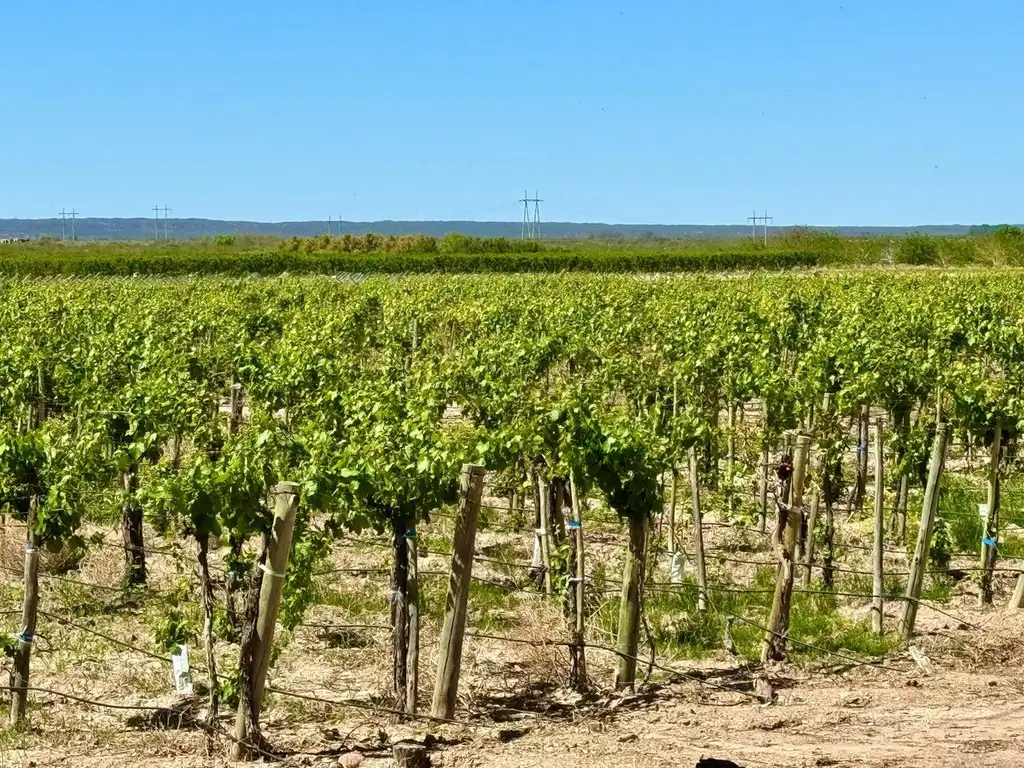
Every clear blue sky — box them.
[2,1,1021,225]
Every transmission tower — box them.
[747,209,773,246]
[160,206,171,239]
[153,206,161,239]
[69,209,78,242]
[60,209,69,242]
[519,190,543,240]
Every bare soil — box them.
[3,510,1024,768]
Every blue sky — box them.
[2,1,1021,225]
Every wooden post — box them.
[801,491,820,587]
[232,481,300,759]
[893,406,911,544]
[900,425,949,639]
[668,468,678,554]
[1007,573,1024,612]
[979,420,1002,607]
[568,471,587,690]
[537,475,553,595]
[761,435,810,663]
[431,464,486,719]
[614,512,648,689]
[688,446,708,612]
[9,499,39,727]
[406,527,420,713]
[726,402,737,515]
[229,375,244,435]
[872,421,885,635]
[758,441,770,533]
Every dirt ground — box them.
[4,507,1024,768]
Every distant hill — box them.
[0,217,1006,241]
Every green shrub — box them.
[995,225,1024,266]
[893,235,940,265]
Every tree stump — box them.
[392,740,430,768]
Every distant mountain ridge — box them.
[0,217,1006,241]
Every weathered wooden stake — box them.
[537,474,553,595]
[568,471,587,690]
[1007,573,1024,612]
[872,421,885,635]
[9,499,39,727]
[761,434,810,663]
[979,420,1002,607]
[801,491,821,587]
[614,512,648,689]
[431,464,486,719]
[688,446,708,611]
[406,528,420,713]
[758,442,770,534]
[668,467,678,554]
[900,424,949,639]
[232,481,300,759]
[726,402,737,515]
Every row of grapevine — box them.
[2,271,1022,751]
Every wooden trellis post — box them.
[431,464,486,719]
[900,425,949,639]
[872,421,885,635]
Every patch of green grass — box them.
[788,591,896,658]
[315,579,389,619]
[921,575,954,602]
[417,570,522,630]
[599,563,899,664]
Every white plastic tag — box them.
[171,644,194,695]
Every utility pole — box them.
[69,210,78,242]
[153,206,161,239]
[327,214,332,237]
[519,190,543,240]
[60,209,68,242]
[160,206,171,239]
[747,210,773,246]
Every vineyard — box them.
[3,271,1024,767]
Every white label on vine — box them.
[172,644,194,695]
[979,503,989,519]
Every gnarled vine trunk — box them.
[196,533,219,723]
[121,465,146,587]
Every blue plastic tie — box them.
[405,529,416,538]
[982,536,997,548]
[567,521,582,529]
[16,632,32,644]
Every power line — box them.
[747,209,773,246]
[160,206,171,239]
[519,190,543,240]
